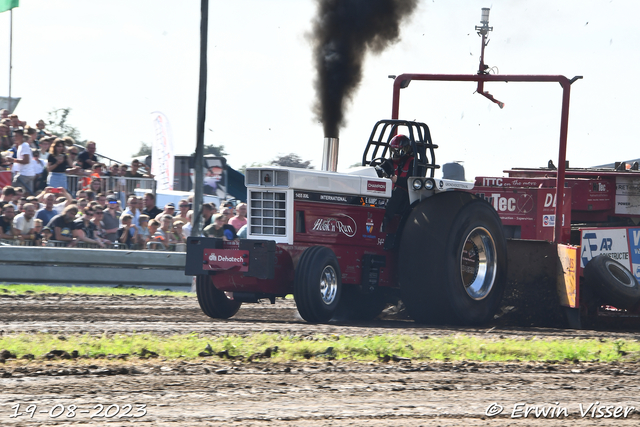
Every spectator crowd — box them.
[1,109,249,251]
[1,182,248,250]
[0,109,152,197]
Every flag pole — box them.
[7,8,12,111]
[191,0,208,237]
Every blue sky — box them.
[1,0,639,180]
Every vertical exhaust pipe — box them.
[321,137,339,171]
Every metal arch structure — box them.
[390,72,583,244]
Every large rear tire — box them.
[196,275,242,319]
[294,246,342,323]
[399,192,507,325]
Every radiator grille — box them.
[249,191,287,236]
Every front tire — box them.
[294,246,342,323]
[196,275,242,319]
[399,192,507,325]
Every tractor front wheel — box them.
[294,246,342,323]
[196,275,242,319]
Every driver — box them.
[379,134,414,233]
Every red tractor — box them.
[185,117,508,325]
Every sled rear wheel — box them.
[584,254,640,310]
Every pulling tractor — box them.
[185,9,640,328]
[185,118,507,325]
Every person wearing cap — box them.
[102,195,122,242]
[11,129,37,195]
[154,202,176,221]
[47,205,79,246]
[38,135,54,162]
[25,126,38,149]
[172,220,186,246]
[156,213,176,248]
[41,225,53,246]
[74,206,108,248]
[173,199,191,225]
[203,213,237,241]
[121,196,141,228]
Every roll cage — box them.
[361,119,439,179]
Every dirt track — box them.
[2,294,640,426]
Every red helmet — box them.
[389,134,412,159]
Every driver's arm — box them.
[376,159,394,178]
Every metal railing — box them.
[0,238,186,252]
[65,175,155,198]
[0,245,191,287]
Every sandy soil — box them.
[1,293,640,426]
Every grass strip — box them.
[0,283,192,298]
[1,333,639,363]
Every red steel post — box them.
[390,73,577,243]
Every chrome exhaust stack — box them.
[321,137,339,172]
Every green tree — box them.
[133,142,152,157]
[191,144,228,157]
[271,153,314,169]
[238,162,266,175]
[46,108,84,145]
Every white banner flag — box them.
[150,111,174,191]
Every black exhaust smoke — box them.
[310,0,418,137]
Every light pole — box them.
[475,7,493,75]
[474,8,504,109]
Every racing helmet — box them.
[389,134,412,159]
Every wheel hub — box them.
[320,265,338,305]
[460,227,497,300]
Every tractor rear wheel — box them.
[399,192,507,325]
[196,275,242,319]
[294,246,342,323]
